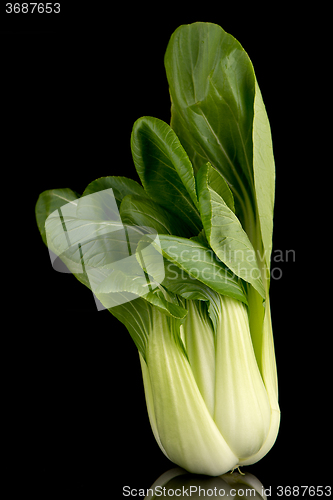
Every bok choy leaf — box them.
[35,22,280,476]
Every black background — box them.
[2,4,324,497]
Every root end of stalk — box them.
[230,466,245,475]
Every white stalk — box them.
[213,296,271,459]
[145,309,238,476]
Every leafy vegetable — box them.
[35,22,280,476]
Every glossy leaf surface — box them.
[131,116,202,236]
[196,163,265,298]
[165,22,275,274]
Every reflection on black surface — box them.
[144,467,267,499]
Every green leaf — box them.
[119,194,186,236]
[143,234,247,304]
[160,261,227,333]
[82,176,147,208]
[204,162,234,212]
[102,272,188,363]
[196,163,265,299]
[165,23,254,210]
[96,266,187,321]
[101,263,188,363]
[43,190,146,303]
[161,261,212,301]
[45,191,125,270]
[43,188,182,324]
[144,291,187,322]
[165,22,275,274]
[35,188,79,245]
[108,297,152,361]
[131,116,202,236]
[253,81,275,271]
[76,186,121,222]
